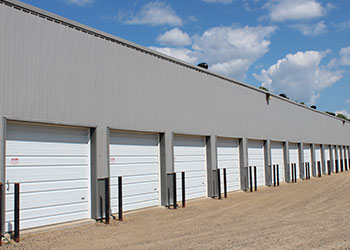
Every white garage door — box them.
[289,143,299,180]
[338,146,342,171]
[217,138,240,193]
[248,140,265,187]
[174,135,206,201]
[314,145,321,175]
[5,122,90,231]
[324,146,330,173]
[304,144,311,177]
[271,142,284,183]
[109,132,159,213]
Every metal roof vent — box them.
[279,93,288,99]
[197,62,208,69]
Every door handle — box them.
[6,180,10,191]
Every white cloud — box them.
[336,19,350,30]
[149,47,198,64]
[65,0,95,7]
[157,28,192,47]
[336,110,350,118]
[339,47,350,66]
[254,50,343,104]
[192,25,276,79]
[151,25,275,80]
[202,0,233,4]
[268,0,325,22]
[290,21,326,37]
[118,2,182,26]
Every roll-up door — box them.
[324,146,330,173]
[5,122,90,231]
[289,143,299,180]
[304,144,311,177]
[109,131,160,213]
[174,135,207,200]
[248,140,265,186]
[338,146,342,171]
[314,145,321,175]
[324,146,330,162]
[271,142,284,183]
[217,138,240,193]
[331,146,336,172]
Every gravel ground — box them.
[4,172,350,250]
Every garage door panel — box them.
[6,180,88,194]
[324,147,330,161]
[6,166,88,183]
[183,186,206,196]
[289,143,299,179]
[174,136,206,200]
[176,176,205,188]
[6,210,89,232]
[304,145,311,162]
[111,193,158,212]
[271,142,285,182]
[6,141,88,156]
[6,188,88,213]
[174,161,206,172]
[315,145,321,162]
[116,199,158,213]
[109,132,160,214]
[248,141,265,186]
[111,181,158,198]
[109,145,158,156]
[110,174,158,186]
[6,156,88,166]
[217,138,240,193]
[109,155,158,165]
[6,203,87,224]
[174,155,206,163]
[5,123,90,231]
[110,163,158,177]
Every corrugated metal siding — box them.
[1,2,350,179]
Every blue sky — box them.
[20,0,350,117]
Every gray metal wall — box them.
[1,0,350,220]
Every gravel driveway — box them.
[4,172,350,250]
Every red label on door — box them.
[110,157,116,163]
[11,158,19,165]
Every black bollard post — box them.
[217,168,221,200]
[182,172,186,208]
[0,183,2,246]
[291,163,294,183]
[118,176,123,221]
[173,173,177,209]
[14,183,20,243]
[223,168,227,198]
[276,164,280,186]
[249,166,253,193]
[105,178,110,224]
[317,161,321,178]
[254,166,257,191]
[273,165,276,187]
[294,164,297,183]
